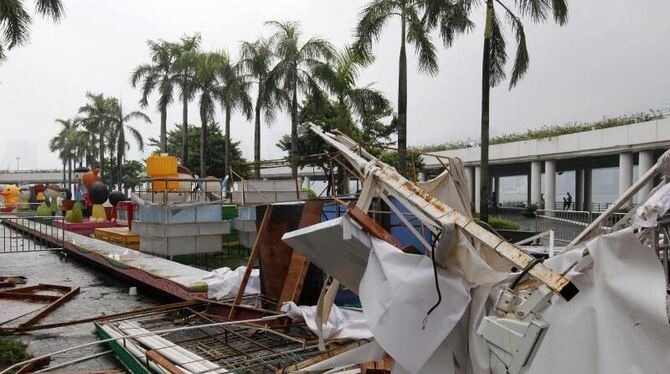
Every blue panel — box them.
[388,196,433,254]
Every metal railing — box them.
[535,209,628,243]
[136,177,223,205]
[0,216,65,253]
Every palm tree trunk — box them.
[99,126,105,180]
[160,106,168,153]
[68,158,73,193]
[397,9,408,176]
[199,107,207,177]
[290,69,299,179]
[62,160,66,186]
[254,78,262,179]
[182,94,189,165]
[224,106,231,181]
[479,0,494,223]
[117,149,123,191]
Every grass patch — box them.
[0,336,31,369]
[474,214,521,231]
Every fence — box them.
[0,216,65,253]
[535,209,628,244]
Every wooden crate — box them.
[94,226,140,250]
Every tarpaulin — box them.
[359,236,471,373]
[281,301,373,340]
[202,266,260,300]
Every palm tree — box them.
[0,0,64,62]
[266,20,335,178]
[106,98,151,189]
[130,39,178,153]
[239,38,285,178]
[190,51,228,177]
[427,0,567,221]
[328,47,391,132]
[78,92,112,180]
[49,118,74,187]
[218,61,253,180]
[353,0,471,175]
[173,34,201,165]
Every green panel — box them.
[95,323,151,374]
[221,205,238,219]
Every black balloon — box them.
[90,182,110,204]
[108,191,128,207]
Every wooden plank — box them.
[229,204,274,319]
[0,292,60,302]
[146,350,185,374]
[18,286,80,328]
[278,200,324,305]
[15,357,50,374]
[346,202,419,254]
[2,300,203,333]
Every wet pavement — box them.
[0,235,159,371]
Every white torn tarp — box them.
[359,236,471,374]
[634,181,670,227]
[202,266,260,300]
[281,302,373,340]
[468,228,670,374]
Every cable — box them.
[509,257,544,290]
[422,230,443,329]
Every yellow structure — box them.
[147,155,179,191]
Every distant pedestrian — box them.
[562,197,568,210]
[540,193,545,209]
[566,192,573,210]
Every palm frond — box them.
[406,7,439,76]
[550,0,568,25]
[489,10,507,87]
[352,0,396,58]
[35,0,64,22]
[502,5,529,89]
[1,0,32,48]
[516,0,550,22]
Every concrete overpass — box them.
[424,117,670,212]
[0,170,63,185]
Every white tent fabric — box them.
[467,228,670,374]
[359,236,471,373]
[524,228,670,374]
[202,266,260,300]
[634,181,670,227]
[281,302,373,340]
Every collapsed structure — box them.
[277,124,670,373]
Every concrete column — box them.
[302,175,311,189]
[638,150,655,200]
[619,153,634,206]
[544,160,556,210]
[584,168,592,211]
[575,169,584,211]
[494,176,500,208]
[465,166,475,209]
[474,166,481,214]
[530,161,542,207]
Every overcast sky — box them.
[0,0,668,170]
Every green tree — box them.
[130,39,178,152]
[78,92,112,180]
[173,34,201,165]
[218,61,253,181]
[160,124,250,179]
[110,160,143,194]
[190,51,228,177]
[353,0,472,175]
[428,0,567,221]
[327,46,391,136]
[0,0,64,62]
[266,20,335,178]
[239,38,285,178]
[106,98,151,189]
[48,118,77,188]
